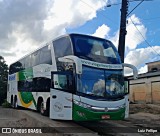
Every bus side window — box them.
[53,74,74,93]
[53,36,73,60]
[18,79,33,92]
[34,77,50,92]
[25,55,32,68]
[31,51,40,66]
[39,45,52,65]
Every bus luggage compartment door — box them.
[50,72,73,120]
[50,89,72,120]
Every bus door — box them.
[124,77,129,118]
[50,71,74,120]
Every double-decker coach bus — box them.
[7,33,137,121]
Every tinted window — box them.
[53,36,73,59]
[20,58,25,70]
[77,66,105,96]
[52,73,74,93]
[18,77,51,92]
[33,77,50,92]
[31,51,40,66]
[25,55,32,68]
[39,45,52,64]
[77,66,124,100]
[72,35,121,64]
[9,61,24,74]
[18,79,33,92]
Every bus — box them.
[7,33,138,121]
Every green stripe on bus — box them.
[73,103,125,121]
[19,68,33,81]
[19,92,37,108]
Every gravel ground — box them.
[130,104,160,114]
[0,104,160,136]
[0,107,97,136]
[77,104,160,136]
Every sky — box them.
[0,0,160,75]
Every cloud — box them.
[126,15,147,50]
[1,0,159,76]
[138,65,148,74]
[44,0,108,29]
[110,14,147,51]
[93,14,160,75]
[92,24,110,38]
[124,46,160,74]
[0,0,109,65]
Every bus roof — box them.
[9,33,109,66]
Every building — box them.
[128,61,160,104]
[147,61,160,72]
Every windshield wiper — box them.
[87,93,97,96]
[79,55,93,61]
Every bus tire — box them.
[11,96,14,108]
[37,98,42,112]
[46,98,50,116]
[40,101,47,116]
[14,96,19,109]
[37,98,47,116]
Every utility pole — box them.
[118,0,128,63]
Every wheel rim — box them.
[40,102,44,114]
[15,100,17,108]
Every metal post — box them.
[118,0,128,63]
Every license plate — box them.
[101,115,110,119]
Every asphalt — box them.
[0,107,98,136]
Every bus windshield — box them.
[77,66,125,100]
[72,35,121,64]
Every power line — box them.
[106,0,153,7]
[141,16,160,21]
[79,0,119,28]
[79,0,160,59]
[129,17,160,57]
[127,0,145,16]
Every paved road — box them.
[77,113,160,136]
[0,106,160,136]
[0,107,97,136]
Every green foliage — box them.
[2,99,11,108]
[0,56,8,105]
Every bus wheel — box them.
[14,97,18,109]
[11,97,13,108]
[46,98,50,116]
[40,101,46,116]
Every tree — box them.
[0,56,8,105]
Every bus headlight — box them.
[73,100,91,109]
[118,104,125,109]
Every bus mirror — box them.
[55,81,58,85]
[124,79,129,94]
[122,63,138,80]
[58,55,82,74]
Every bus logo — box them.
[53,102,63,112]
[9,74,16,81]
